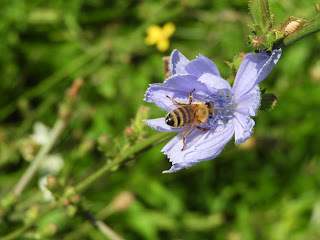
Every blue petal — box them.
[236,85,261,116]
[162,123,235,173]
[185,54,221,78]
[197,73,231,93]
[161,129,208,173]
[162,160,199,174]
[144,74,211,111]
[233,112,255,144]
[170,49,189,75]
[232,49,282,100]
[185,122,234,161]
[144,118,185,132]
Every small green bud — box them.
[0,193,16,211]
[248,34,270,51]
[124,126,135,138]
[79,139,95,154]
[133,105,150,133]
[249,0,273,32]
[260,92,277,111]
[225,52,247,84]
[25,204,40,224]
[315,3,320,13]
[39,223,58,238]
[233,52,247,71]
[98,134,111,149]
[111,191,135,212]
[66,205,77,217]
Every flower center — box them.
[204,90,237,129]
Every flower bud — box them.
[66,78,83,100]
[39,223,58,238]
[260,92,277,111]
[111,191,134,212]
[133,105,150,133]
[232,52,247,71]
[248,35,269,51]
[46,176,58,190]
[124,126,135,138]
[25,204,39,224]
[0,193,16,211]
[315,3,320,13]
[59,103,72,123]
[98,134,110,148]
[249,0,272,32]
[79,139,95,154]
[238,135,257,150]
[66,205,77,217]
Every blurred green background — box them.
[1,0,320,239]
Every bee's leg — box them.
[189,88,195,104]
[197,126,211,131]
[181,125,196,151]
[166,95,180,105]
[182,138,186,151]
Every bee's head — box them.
[205,102,214,118]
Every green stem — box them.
[65,204,116,240]
[274,18,320,49]
[284,18,320,46]
[95,221,125,240]
[0,203,56,240]
[65,210,123,240]
[0,41,105,122]
[12,119,66,197]
[75,132,173,193]
[1,132,173,240]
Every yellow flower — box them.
[145,22,175,52]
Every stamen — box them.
[204,90,237,129]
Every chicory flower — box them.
[144,49,282,173]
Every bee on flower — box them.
[145,22,175,52]
[144,49,282,173]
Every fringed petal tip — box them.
[143,85,152,103]
[162,161,198,173]
[161,123,235,173]
[169,49,189,75]
[233,49,282,100]
[236,85,261,117]
[234,113,255,144]
[184,54,221,78]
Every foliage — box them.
[1,0,320,239]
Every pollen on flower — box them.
[145,22,175,52]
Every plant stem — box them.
[0,203,56,240]
[13,119,66,197]
[75,131,173,193]
[1,132,173,240]
[66,210,124,240]
[273,18,320,49]
[95,221,125,240]
[0,40,105,122]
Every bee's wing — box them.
[176,124,197,140]
[167,104,180,111]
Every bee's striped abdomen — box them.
[165,106,192,128]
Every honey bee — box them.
[165,89,214,151]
